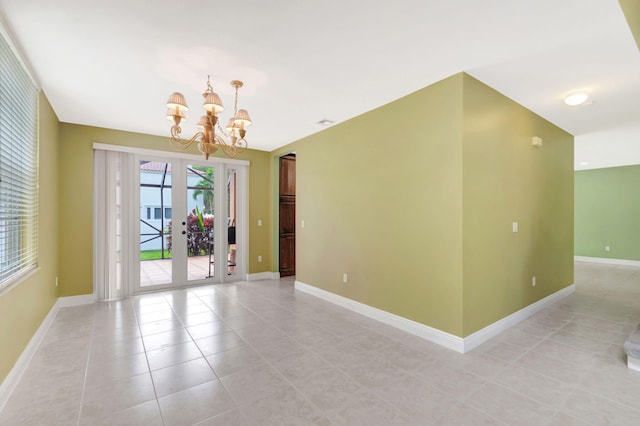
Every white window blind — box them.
[0,28,38,289]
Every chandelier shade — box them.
[166,92,189,112]
[233,109,252,127]
[225,118,238,133]
[165,75,251,159]
[203,92,224,112]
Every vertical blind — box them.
[94,150,130,300]
[0,28,38,289]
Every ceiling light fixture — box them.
[166,76,252,159]
[564,92,589,106]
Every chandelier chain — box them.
[234,85,239,116]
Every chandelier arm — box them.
[170,125,204,150]
[234,137,248,155]
[216,134,239,158]
[230,134,247,150]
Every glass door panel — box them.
[186,164,215,281]
[134,156,244,292]
[139,160,173,287]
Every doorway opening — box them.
[279,153,296,277]
[137,159,243,290]
[93,146,248,299]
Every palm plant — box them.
[191,166,214,214]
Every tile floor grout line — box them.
[133,296,167,426]
[203,294,333,422]
[578,384,640,414]
[233,279,419,421]
[74,305,96,426]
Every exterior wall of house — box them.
[461,74,574,336]
[575,165,640,261]
[0,93,59,384]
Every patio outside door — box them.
[136,156,243,291]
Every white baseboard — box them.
[55,293,95,307]
[294,281,465,352]
[574,256,640,267]
[0,302,58,412]
[0,293,95,412]
[294,281,575,354]
[247,272,280,281]
[462,284,575,352]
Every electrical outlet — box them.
[258,255,262,262]
[343,273,348,283]
[55,277,58,287]
[605,245,611,252]
[532,276,536,287]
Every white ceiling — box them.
[1,0,639,169]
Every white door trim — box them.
[133,155,249,292]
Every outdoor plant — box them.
[167,210,214,256]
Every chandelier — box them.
[166,76,252,159]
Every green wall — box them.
[461,74,574,335]
[57,124,273,296]
[575,165,640,260]
[294,74,465,335]
[0,93,59,383]
[273,72,574,337]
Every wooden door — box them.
[279,154,296,277]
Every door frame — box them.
[93,143,249,295]
[278,153,296,277]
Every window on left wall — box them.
[0,27,39,291]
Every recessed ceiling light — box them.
[564,93,589,106]
[317,119,334,127]
[579,161,589,166]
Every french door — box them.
[133,156,245,292]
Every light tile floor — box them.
[1,261,640,425]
